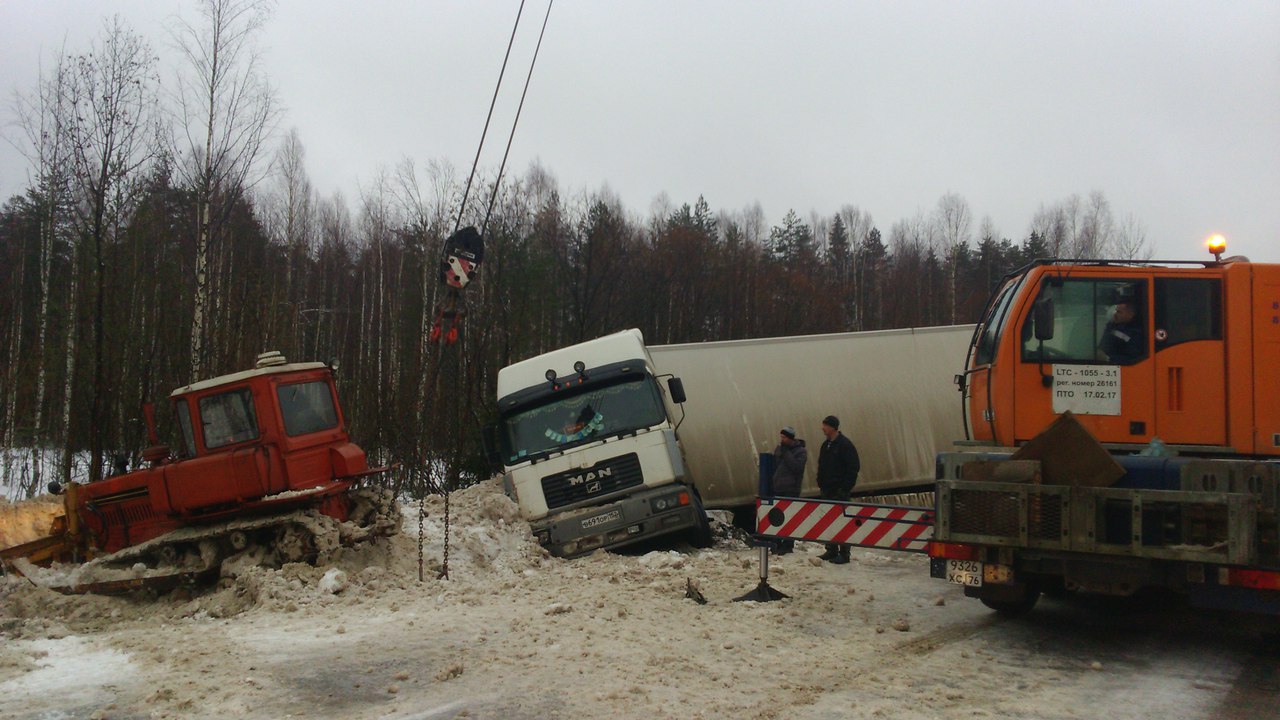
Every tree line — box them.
[0,2,1150,499]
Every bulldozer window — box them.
[199,388,260,449]
[278,381,339,436]
[176,399,196,457]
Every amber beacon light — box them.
[1207,233,1227,261]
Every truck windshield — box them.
[972,276,1022,366]
[500,376,666,462]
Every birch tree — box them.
[61,17,162,481]
[171,0,279,378]
[11,53,74,457]
[934,192,972,324]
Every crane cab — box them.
[962,257,1279,456]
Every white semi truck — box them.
[488,329,709,557]
[488,325,973,557]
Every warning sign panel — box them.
[1051,364,1121,415]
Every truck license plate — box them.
[946,559,983,587]
[581,509,621,530]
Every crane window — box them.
[199,388,260,449]
[278,381,339,436]
[1021,279,1147,365]
[1155,278,1221,349]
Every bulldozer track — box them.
[19,487,400,596]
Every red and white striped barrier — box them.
[756,497,934,553]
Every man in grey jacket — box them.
[770,426,807,554]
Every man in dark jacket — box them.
[816,414,860,564]
[770,426,807,554]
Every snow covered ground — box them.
[1,480,1277,720]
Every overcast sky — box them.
[1,1,1277,261]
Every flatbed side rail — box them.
[934,479,1257,566]
[755,496,934,553]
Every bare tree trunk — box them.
[191,201,210,378]
[3,254,22,455]
[60,247,81,484]
[33,189,57,456]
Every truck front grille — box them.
[541,453,643,510]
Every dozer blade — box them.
[1,534,69,564]
[4,552,220,597]
[45,569,218,596]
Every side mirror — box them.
[481,423,503,470]
[667,377,687,404]
[48,481,64,496]
[1033,298,1055,342]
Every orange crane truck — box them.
[931,239,1280,615]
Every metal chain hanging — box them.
[440,491,451,580]
[417,489,427,582]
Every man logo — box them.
[586,481,602,493]
[568,467,613,486]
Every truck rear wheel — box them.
[976,582,1041,617]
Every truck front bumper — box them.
[533,484,701,558]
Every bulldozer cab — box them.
[167,356,344,460]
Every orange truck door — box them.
[1153,275,1226,446]
[1012,274,1156,445]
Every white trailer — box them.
[650,325,973,507]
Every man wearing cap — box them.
[817,415,860,564]
[770,426,807,555]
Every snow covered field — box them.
[1,480,1276,720]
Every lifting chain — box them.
[417,489,426,583]
[439,491,450,580]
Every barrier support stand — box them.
[733,539,789,602]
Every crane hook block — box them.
[440,226,485,288]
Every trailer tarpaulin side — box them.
[650,325,973,508]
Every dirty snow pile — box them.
[0,480,1252,720]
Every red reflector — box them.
[678,492,690,506]
[1227,568,1280,591]
[928,541,978,561]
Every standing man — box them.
[770,426,807,555]
[816,415,860,564]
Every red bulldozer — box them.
[1,351,399,594]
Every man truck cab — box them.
[489,329,710,557]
